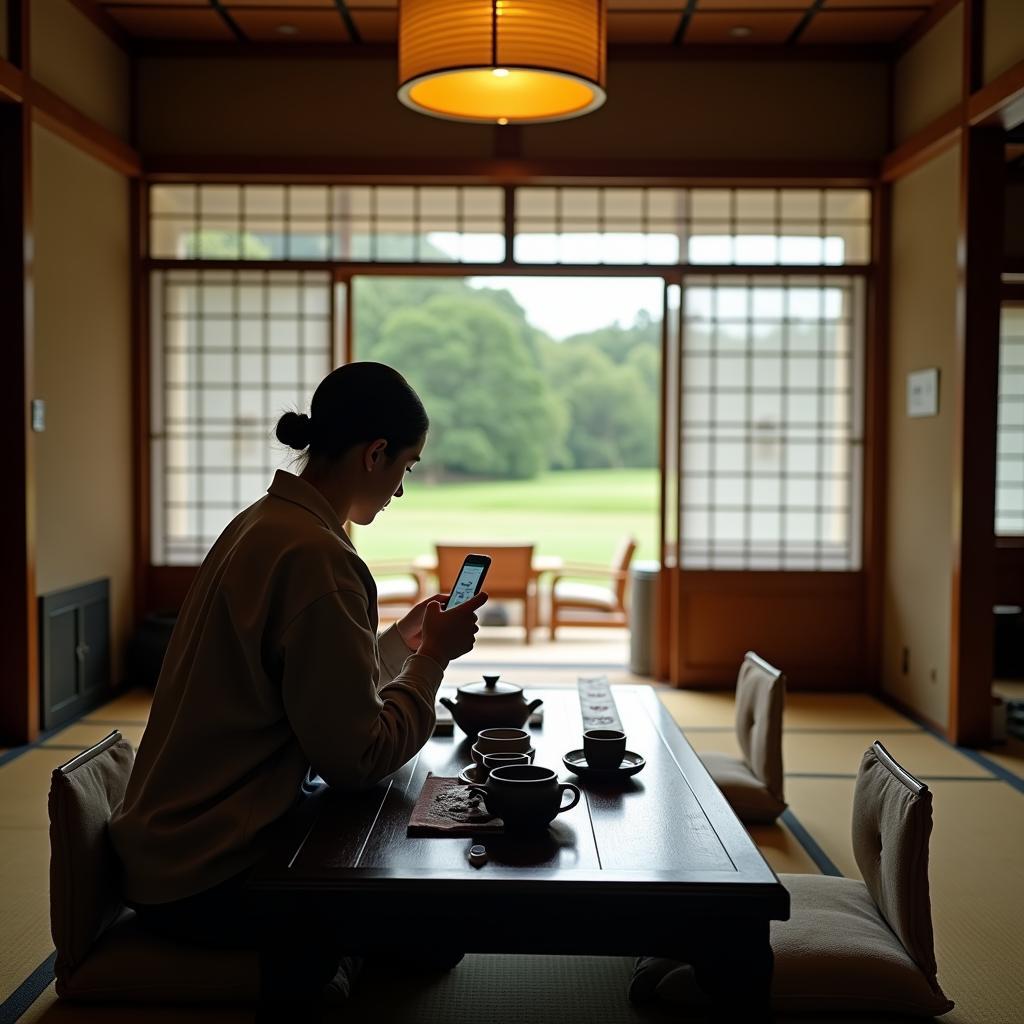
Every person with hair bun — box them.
[112,362,485,1019]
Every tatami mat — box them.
[659,690,915,732]
[41,722,147,751]
[980,734,1024,782]
[20,956,678,1024]
[82,689,153,723]
[0,750,84,829]
[681,727,987,780]
[3,685,1023,1023]
[0,827,53,1004]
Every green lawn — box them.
[352,468,659,572]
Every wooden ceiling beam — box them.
[967,59,1024,133]
[0,58,25,104]
[27,78,141,177]
[881,105,962,182]
[143,154,878,186]
[132,40,890,63]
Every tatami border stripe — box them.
[780,809,844,877]
[919,723,1024,795]
[0,951,54,1024]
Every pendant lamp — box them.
[398,0,607,125]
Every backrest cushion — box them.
[852,747,942,994]
[734,654,785,803]
[49,734,135,972]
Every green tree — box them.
[371,294,560,479]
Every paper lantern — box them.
[398,0,607,124]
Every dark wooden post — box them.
[949,124,1004,746]
[0,0,38,744]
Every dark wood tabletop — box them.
[250,684,788,1014]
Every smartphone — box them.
[443,553,491,610]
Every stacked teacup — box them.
[468,728,580,831]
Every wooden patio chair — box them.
[369,559,424,624]
[435,542,537,643]
[549,536,637,640]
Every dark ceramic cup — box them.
[468,764,581,831]
[583,729,627,769]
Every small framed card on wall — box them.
[907,368,940,418]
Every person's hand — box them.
[394,593,449,651]
[416,591,488,670]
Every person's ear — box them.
[363,438,389,472]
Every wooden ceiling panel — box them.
[607,12,681,43]
[607,1,685,9]
[347,1,400,7]
[219,0,336,7]
[823,0,934,7]
[799,8,926,43]
[686,11,805,43]
[229,10,350,42]
[694,0,810,10]
[104,7,236,39]
[101,1,212,7]
[350,10,399,41]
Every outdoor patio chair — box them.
[631,741,955,1017]
[549,536,636,640]
[700,651,787,824]
[369,559,424,623]
[435,542,537,642]
[47,731,259,1003]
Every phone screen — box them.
[447,562,487,609]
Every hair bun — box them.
[275,411,313,450]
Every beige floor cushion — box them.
[770,873,954,1016]
[641,875,952,1016]
[699,751,787,824]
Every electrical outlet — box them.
[901,647,909,674]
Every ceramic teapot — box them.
[438,674,543,739]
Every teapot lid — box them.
[457,674,522,698]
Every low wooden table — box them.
[250,685,789,1016]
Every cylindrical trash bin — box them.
[629,560,660,677]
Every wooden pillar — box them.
[949,124,1004,746]
[0,0,38,744]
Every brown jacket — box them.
[111,470,442,904]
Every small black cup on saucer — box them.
[583,728,627,769]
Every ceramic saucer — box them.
[458,763,489,785]
[561,749,646,781]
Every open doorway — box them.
[348,274,664,673]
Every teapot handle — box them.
[526,698,544,713]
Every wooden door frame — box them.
[0,0,38,745]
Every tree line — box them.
[355,277,659,481]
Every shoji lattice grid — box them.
[679,275,865,570]
[150,269,333,565]
[150,184,505,263]
[997,306,1024,535]
[513,187,871,266]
